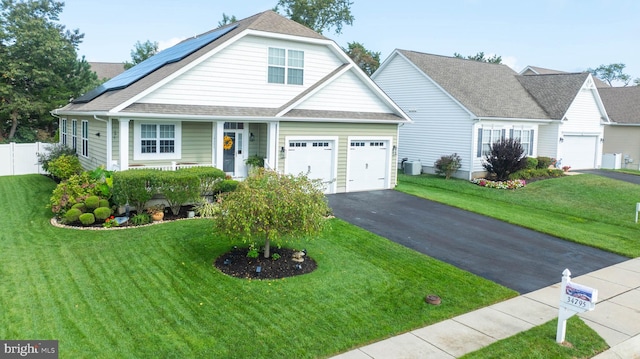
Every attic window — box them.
[268,47,304,85]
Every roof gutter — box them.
[475,116,555,123]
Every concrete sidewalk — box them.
[331,258,640,359]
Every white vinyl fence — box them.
[0,142,53,176]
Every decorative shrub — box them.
[98,199,110,208]
[79,213,95,226]
[130,213,151,226]
[49,172,100,215]
[47,154,83,181]
[536,156,554,169]
[178,167,225,197]
[482,138,527,181]
[85,195,100,210]
[63,208,82,223]
[89,166,114,200]
[37,143,77,174]
[471,178,526,189]
[158,171,201,215]
[112,169,162,211]
[525,157,538,169]
[509,168,565,180]
[215,179,239,195]
[71,203,86,212]
[193,198,219,218]
[93,207,112,221]
[434,153,462,179]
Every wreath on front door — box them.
[223,135,233,150]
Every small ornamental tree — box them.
[483,138,527,181]
[214,169,329,258]
[434,153,462,179]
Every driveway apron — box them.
[327,190,627,294]
[577,169,640,185]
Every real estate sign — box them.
[556,269,598,343]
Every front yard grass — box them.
[0,175,515,358]
[398,173,640,257]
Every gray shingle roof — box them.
[521,65,610,88]
[57,11,328,113]
[517,73,590,119]
[89,62,126,80]
[598,86,640,124]
[397,50,550,119]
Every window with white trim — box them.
[60,118,67,146]
[268,47,304,85]
[71,119,78,152]
[511,129,534,156]
[81,120,89,158]
[134,121,182,160]
[478,129,504,157]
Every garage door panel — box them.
[348,140,389,192]
[562,136,597,170]
[285,140,335,193]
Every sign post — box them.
[636,203,640,223]
[556,269,598,343]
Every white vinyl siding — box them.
[373,54,474,177]
[537,122,559,158]
[139,35,342,108]
[297,70,391,113]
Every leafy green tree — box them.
[218,12,237,27]
[588,63,631,86]
[124,40,158,70]
[0,0,98,141]
[344,41,380,76]
[454,51,502,64]
[214,169,329,258]
[276,0,354,34]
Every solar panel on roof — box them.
[74,25,238,104]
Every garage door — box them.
[285,140,335,193]
[562,135,597,170]
[347,140,389,192]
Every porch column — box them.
[266,122,278,170]
[119,118,130,170]
[214,121,224,170]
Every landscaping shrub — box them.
[71,203,86,212]
[215,179,239,195]
[193,198,219,218]
[37,143,77,174]
[130,213,151,226]
[112,169,162,211]
[509,168,565,180]
[434,153,462,179]
[89,166,114,200]
[178,166,225,196]
[536,156,554,169]
[50,172,100,215]
[98,199,110,208]
[482,138,527,181]
[158,171,201,215]
[63,208,82,223]
[85,195,100,210]
[47,154,83,181]
[525,157,538,169]
[79,213,95,226]
[93,207,112,222]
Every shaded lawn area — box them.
[0,175,515,358]
[397,173,640,258]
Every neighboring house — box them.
[372,50,609,179]
[52,11,410,194]
[520,65,610,88]
[89,62,126,81]
[599,86,640,170]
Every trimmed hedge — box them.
[79,213,95,226]
[178,167,225,196]
[509,168,565,180]
[94,207,112,221]
[112,169,162,211]
[159,171,201,215]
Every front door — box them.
[222,123,247,177]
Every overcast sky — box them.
[59,0,640,81]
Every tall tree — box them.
[276,0,354,34]
[588,63,631,86]
[0,0,98,141]
[454,51,502,64]
[217,12,237,27]
[343,41,380,76]
[124,40,158,70]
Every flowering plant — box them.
[471,178,526,190]
[223,135,233,150]
[103,215,119,228]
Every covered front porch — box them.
[108,119,279,178]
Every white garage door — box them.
[562,135,597,170]
[285,140,335,193]
[347,140,389,192]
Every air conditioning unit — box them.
[404,161,422,175]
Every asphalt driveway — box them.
[327,190,627,294]
[577,169,640,184]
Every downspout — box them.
[94,115,112,170]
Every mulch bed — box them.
[53,205,196,229]
[214,247,317,279]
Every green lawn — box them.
[397,173,640,257]
[0,175,515,358]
